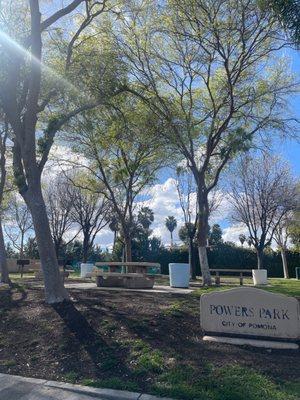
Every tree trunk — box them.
[280,248,289,279]
[124,234,132,262]
[54,239,60,258]
[170,231,173,248]
[0,218,10,284]
[82,233,89,263]
[198,246,211,285]
[196,188,212,286]
[189,236,196,280]
[113,231,117,251]
[20,232,24,258]
[23,188,68,303]
[256,248,264,270]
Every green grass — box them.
[0,359,17,367]
[81,377,139,392]
[126,339,165,375]
[80,365,300,400]
[163,301,185,317]
[63,371,79,384]
[150,365,300,400]
[192,278,300,298]
[263,279,300,297]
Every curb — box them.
[0,373,175,400]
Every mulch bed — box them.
[0,283,299,390]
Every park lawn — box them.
[0,278,299,400]
[191,278,300,298]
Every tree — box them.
[239,234,246,247]
[132,207,156,261]
[209,224,223,246]
[289,186,300,251]
[137,207,154,230]
[108,215,119,251]
[6,242,17,258]
[0,0,110,303]
[67,181,108,263]
[165,216,177,248]
[66,98,164,262]
[247,237,253,248]
[176,166,197,278]
[4,195,33,257]
[259,0,300,46]
[273,214,292,279]
[179,223,195,245]
[176,165,221,278]
[0,116,10,283]
[23,236,39,259]
[119,0,296,285]
[228,155,297,269]
[44,175,77,257]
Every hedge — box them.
[138,243,299,278]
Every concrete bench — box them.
[92,262,161,289]
[209,269,253,286]
[93,272,155,289]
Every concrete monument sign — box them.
[200,287,300,349]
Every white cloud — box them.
[139,178,184,245]
[222,223,249,245]
[42,144,89,182]
[42,148,233,248]
[66,176,234,248]
[136,178,232,246]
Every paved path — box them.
[64,282,193,294]
[0,373,174,400]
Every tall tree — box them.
[259,0,300,46]
[108,215,119,251]
[239,234,246,247]
[289,185,300,251]
[0,116,10,283]
[228,155,297,269]
[119,0,297,285]
[44,175,77,257]
[4,195,33,257]
[67,181,108,263]
[0,0,110,302]
[273,214,292,279]
[132,207,156,261]
[23,236,39,259]
[165,216,177,248]
[65,98,164,262]
[209,224,223,246]
[176,167,197,278]
[137,207,154,230]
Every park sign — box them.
[200,288,300,349]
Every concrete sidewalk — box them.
[64,282,193,294]
[0,373,174,400]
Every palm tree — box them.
[138,207,154,230]
[165,216,177,248]
[108,216,119,250]
[247,237,253,247]
[239,234,246,247]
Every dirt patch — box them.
[0,284,299,391]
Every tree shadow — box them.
[52,300,127,375]
[0,283,28,309]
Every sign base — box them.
[203,335,299,350]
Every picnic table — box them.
[93,262,161,289]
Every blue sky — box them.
[151,48,300,246]
[278,48,300,175]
